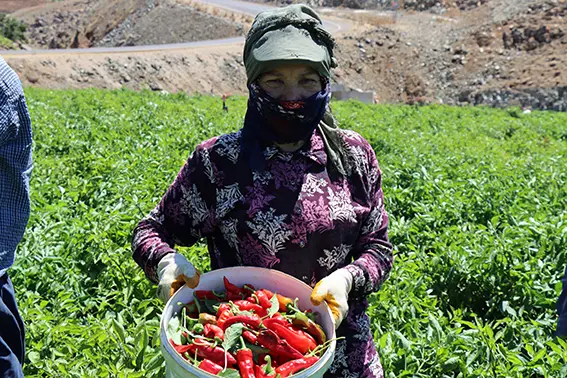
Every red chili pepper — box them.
[226,291,244,301]
[292,326,318,350]
[198,359,223,374]
[263,313,289,329]
[236,348,256,378]
[170,339,192,356]
[242,330,258,344]
[224,276,242,294]
[254,290,273,309]
[260,289,275,297]
[256,329,303,360]
[275,356,320,378]
[187,340,237,366]
[222,314,262,331]
[204,323,224,340]
[216,303,233,328]
[291,313,327,345]
[233,300,268,317]
[194,290,223,301]
[184,301,198,317]
[270,323,315,354]
[259,290,293,312]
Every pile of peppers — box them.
[168,277,333,378]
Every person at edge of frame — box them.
[0,55,33,378]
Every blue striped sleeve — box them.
[0,56,33,276]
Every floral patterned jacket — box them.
[132,128,393,377]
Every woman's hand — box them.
[157,253,200,303]
[310,269,353,329]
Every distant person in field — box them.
[0,56,33,378]
[222,93,229,112]
[132,5,393,377]
[558,265,567,338]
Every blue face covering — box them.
[240,78,331,172]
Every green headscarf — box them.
[243,4,351,178]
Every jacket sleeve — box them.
[131,143,217,283]
[345,139,393,299]
[0,63,33,275]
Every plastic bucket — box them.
[160,266,336,378]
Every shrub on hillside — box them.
[0,13,27,42]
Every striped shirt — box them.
[0,56,33,277]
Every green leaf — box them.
[167,317,183,345]
[530,349,546,365]
[204,298,221,314]
[442,357,460,370]
[393,331,410,349]
[428,314,444,337]
[267,294,279,317]
[223,323,244,351]
[112,318,126,343]
[28,351,41,364]
[246,342,269,355]
[218,368,241,378]
[145,353,164,372]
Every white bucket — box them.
[160,266,337,378]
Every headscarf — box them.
[241,4,351,177]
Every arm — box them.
[0,61,33,276]
[132,143,217,283]
[311,136,393,327]
[345,140,393,299]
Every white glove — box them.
[157,253,200,303]
[310,268,353,329]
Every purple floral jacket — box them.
[132,128,393,377]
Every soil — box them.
[0,0,52,14]
[2,0,567,110]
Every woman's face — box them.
[258,64,323,101]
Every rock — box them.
[26,74,40,84]
[475,31,493,47]
[526,37,538,51]
[149,82,162,91]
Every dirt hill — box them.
[11,0,246,49]
[3,0,567,111]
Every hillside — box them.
[3,0,566,110]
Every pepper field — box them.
[13,88,567,377]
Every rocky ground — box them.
[3,0,567,111]
[11,0,246,49]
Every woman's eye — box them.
[300,78,319,86]
[265,79,283,87]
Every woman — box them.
[132,4,393,377]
